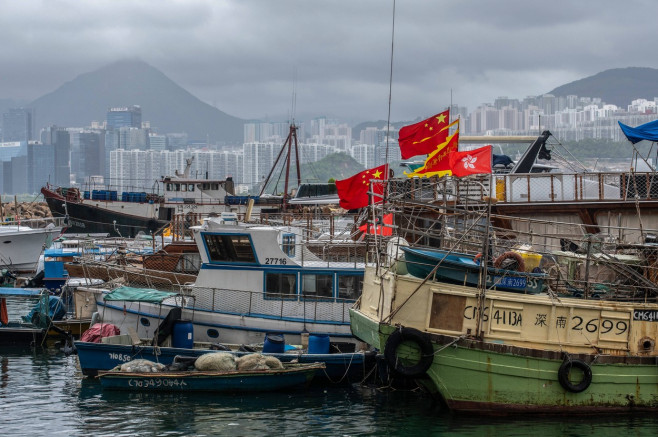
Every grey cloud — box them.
[0,0,656,123]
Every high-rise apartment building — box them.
[106,106,142,130]
[2,108,32,142]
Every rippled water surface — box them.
[4,347,658,436]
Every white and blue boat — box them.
[79,285,372,383]
[94,217,369,348]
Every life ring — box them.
[384,327,434,377]
[493,251,525,272]
[557,359,592,393]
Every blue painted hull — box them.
[75,340,372,383]
[98,364,321,392]
[402,247,545,294]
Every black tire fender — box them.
[384,327,434,377]
[558,359,592,393]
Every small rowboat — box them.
[401,246,546,294]
[97,362,324,392]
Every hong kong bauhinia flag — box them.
[449,145,493,177]
[335,164,389,210]
[398,110,452,159]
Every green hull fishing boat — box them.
[351,308,658,413]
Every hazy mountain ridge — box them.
[547,67,658,107]
[9,62,658,145]
[29,60,244,143]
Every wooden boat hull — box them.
[350,308,658,413]
[98,363,322,392]
[50,318,91,337]
[75,340,371,383]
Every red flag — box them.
[335,164,389,210]
[449,145,493,177]
[359,213,393,236]
[405,127,459,177]
[398,110,451,159]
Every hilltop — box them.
[547,67,658,107]
[29,60,244,143]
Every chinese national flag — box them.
[398,109,451,159]
[335,164,389,210]
[359,213,393,236]
[449,145,493,177]
[405,127,459,178]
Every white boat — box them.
[0,220,63,273]
[93,215,370,348]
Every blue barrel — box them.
[308,334,330,354]
[263,333,285,353]
[172,320,194,349]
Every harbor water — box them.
[4,346,658,436]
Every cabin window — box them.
[181,184,187,192]
[203,233,256,263]
[166,183,173,191]
[265,272,297,298]
[281,233,295,257]
[301,274,333,300]
[175,183,181,191]
[211,183,219,190]
[188,184,195,192]
[337,274,362,301]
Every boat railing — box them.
[72,258,193,293]
[0,216,67,229]
[388,171,658,205]
[191,286,354,324]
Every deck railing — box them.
[388,171,658,205]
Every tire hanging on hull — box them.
[384,327,434,377]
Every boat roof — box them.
[103,286,178,303]
[0,288,45,297]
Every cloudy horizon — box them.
[1,0,656,124]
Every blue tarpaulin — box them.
[619,120,658,144]
[22,295,67,325]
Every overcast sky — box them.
[1,0,656,124]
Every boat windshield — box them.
[203,234,257,263]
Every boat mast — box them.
[258,124,302,210]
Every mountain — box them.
[29,60,244,143]
[547,67,658,107]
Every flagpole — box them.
[475,172,494,340]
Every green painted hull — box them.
[349,308,658,414]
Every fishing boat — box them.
[92,216,371,347]
[97,362,323,392]
[75,338,373,383]
[401,246,546,293]
[342,131,658,412]
[0,288,52,345]
[0,218,63,273]
[41,157,283,238]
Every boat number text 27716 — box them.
[463,305,628,334]
[264,258,287,265]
